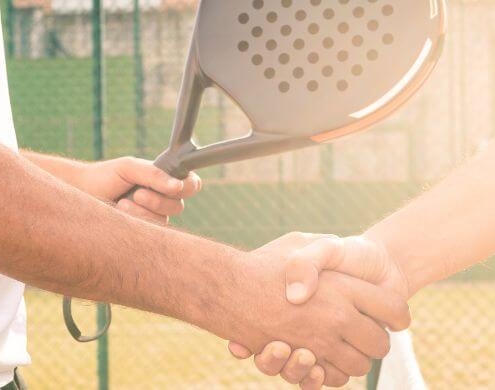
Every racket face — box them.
[194,0,446,140]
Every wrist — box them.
[361,231,413,299]
[160,238,254,342]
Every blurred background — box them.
[2,0,495,389]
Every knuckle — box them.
[119,156,135,166]
[286,231,305,240]
[391,298,412,329]
[331,308,350,328]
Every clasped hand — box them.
[229,233,410,389]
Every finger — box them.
[280,349,317,384]
[286,237,345,304]
[317,361,350,388]
[286,236,390,305]
[178,172,202,199]
[300,365,325,390]
[116,199,169,225]
[325,342,372,377]
[116,157,184,197]
[228,341,253,359]
[133,188,185,216]
[350,279,411,332]
[254,342,291,376]
[342,313,391,359]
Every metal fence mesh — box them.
[2,0,495,388]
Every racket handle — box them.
[119,185,144,202]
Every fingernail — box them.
[118,200,131,211]
[286,282,308,303]
[272,346,288,360]
[170,178,184,192]
[298,353,314,366]
[193,175,201,191]
[310,367,321,379]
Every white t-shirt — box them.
[0,16,31,386]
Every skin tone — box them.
[21,150,202,224]
[231,139,495,389]
[0,145,410,385]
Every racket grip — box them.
[119,185,145,202]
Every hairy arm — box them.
[1,145,238,338]
[20,150,88,189]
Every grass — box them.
[21,282,495,390]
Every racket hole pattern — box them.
[238,13,250,24]
[322,65,333,77]
[281,25,292,36]
[252,26,263,37]
[279,53,290,65]
[308,52,319,64]
[307,80,319,92]
[267,11,278,23]
[337,50,349,62]
[239,0,398,94]
[338,22,349,34]
[252,54,263,65]
[382,5,394,16]
[352,35,364,47]
[323,8,335,20]
[264,67,276,79]
[367,50,379,61]
[293,38,305,50]
[337,80,348,91]
[252,0,264,10]
[279,81,290,93]
[352,64,364,76]
[368,20,379,31]
[308,23,320,35]
[383,33,394,45]
[293,67,304,79]
[266,39,277,50]
[353,7,365,18]
[323,37,334,49]
[295,10,307,21]
[238,41,249,52]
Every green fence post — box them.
[133,0,146,157]
[367,360,382,390]
[92,1,108,389]
[6,0,14,57]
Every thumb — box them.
[285,237,346,304]
[228,341,253,359]
[286,236,387,304]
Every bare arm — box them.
[365,140,495,295]
[1,145,407,377]
[20,150,88,189]
[2,146,235,333]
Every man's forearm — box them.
[1,146,241,338]
[365,141,495,296]
[21,150,87,189]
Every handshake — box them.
[220,233,411,389]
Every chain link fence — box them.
[2,0,495,388]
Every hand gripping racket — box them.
[64,0,446,342]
